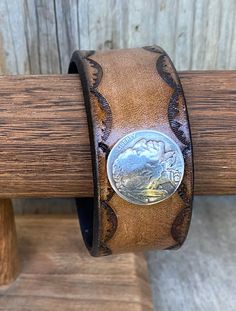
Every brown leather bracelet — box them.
[69,46,194,256]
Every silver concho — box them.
[107,130,185,205]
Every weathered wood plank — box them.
[0,215,153,311]
[1,0,236,75]
[0,0,30,74]
[54,0,80,73]
[0,1,235,309]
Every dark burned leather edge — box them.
[68,50,101,257]
[143,45,194,247]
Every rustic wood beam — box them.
[0,72,235,197]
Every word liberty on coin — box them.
[107,130,185,205]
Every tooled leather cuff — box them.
[69,46,193,256]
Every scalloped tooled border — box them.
[86,57,113,142]
[85,54,117,256]
[143,45,193,247]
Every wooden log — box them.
[0,199,19,286]
[0,72,235,196]
[0,214,153,311]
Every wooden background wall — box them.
[0,0,236,77]
[0,0,235,209]
[1,2,236,310]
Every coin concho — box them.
[107,130,185,205]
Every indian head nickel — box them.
[107,130,185,205]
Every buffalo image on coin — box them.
[107,131,184,205]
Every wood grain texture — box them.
[1,0,236,75]
[181,71,236,195]
[0,72,235,196]
[0,199,19,285]
[0,1,234,308]
[0,0,80,74]
[0,214,153,311]
[0,74,91,197]
[0,0,235,197]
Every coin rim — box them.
[106,130,185,206]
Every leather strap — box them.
[69,46,193,256]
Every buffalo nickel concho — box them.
[107,130,185,205]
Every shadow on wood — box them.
[0,199,19,286]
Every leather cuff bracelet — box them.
[69,46,193,256]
